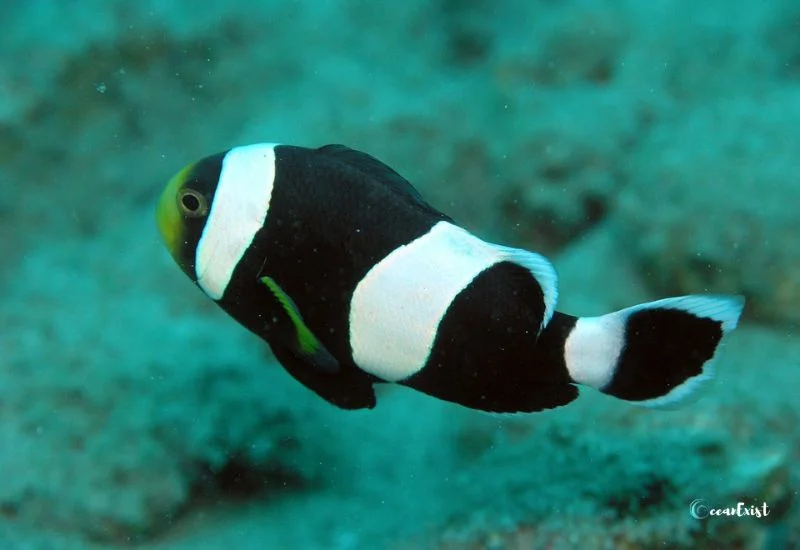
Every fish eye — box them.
[177,189,209,218]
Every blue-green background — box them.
[0,1,797,548]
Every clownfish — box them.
[156,143,744,412]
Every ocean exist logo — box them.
[689,499,771,520]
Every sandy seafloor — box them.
[1,1,799,549]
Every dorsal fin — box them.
[317,144,425,202]
[491,244,559,334]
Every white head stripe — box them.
[349,221,502,382]
[196,143,278,300]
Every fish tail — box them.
[563,295,745,408]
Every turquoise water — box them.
[1,1,798,548]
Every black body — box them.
[187,145,575,412]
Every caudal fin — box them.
[564,295,745,409]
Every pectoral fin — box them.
[260,276,340,374]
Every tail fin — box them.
[564,295,745,409]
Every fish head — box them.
[156,153,222,283]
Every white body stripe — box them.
[349,221,504,381]
[196,144,278,300]
[563,315,623,390]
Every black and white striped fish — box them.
[156,143,744,412]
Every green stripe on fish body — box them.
[260,275,340,374]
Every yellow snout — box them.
[156,163,193,260]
